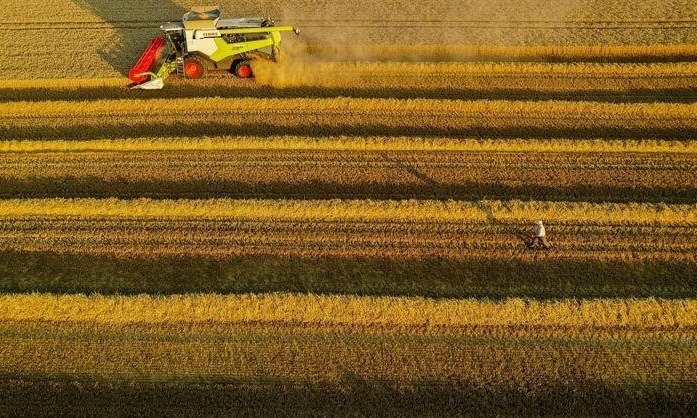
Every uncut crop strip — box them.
[1,98,695,140]
[0,199,695,261]
[1,218,694,260]
[0,148,694,202]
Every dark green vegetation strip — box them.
[1,378,695,417]
[2,251,694,299]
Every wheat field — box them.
[0,0,696,415]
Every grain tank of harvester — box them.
[128,5,299,89]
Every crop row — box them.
[3,30,695,80]
[304,44,697,62]
[0,147,693,202]
[0,198,693,224]
[3,326,693,393]
[3,293,695,328]
[1,136,694,153]
[0,294,695,414]
[0,145,697,202]
[2,98,694,141]
[1,215,695,262]
[5,97,693,117]
[251,61,697,91]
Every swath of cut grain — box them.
[1,137,695,154]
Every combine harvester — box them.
[129,5,299,89]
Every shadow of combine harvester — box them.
[73,0,187,76]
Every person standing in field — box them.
[529,220,550,249]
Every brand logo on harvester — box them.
[203,32,217,37]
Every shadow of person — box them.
[73,0,187,76]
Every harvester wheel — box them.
[183,58,204,79]
[234,60,253,79]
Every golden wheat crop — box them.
[1,294,695,390]
[4,323,694,385]
[0,198,694,224]
[304,44,697,62]
[251,61,697,90]
[2,0,697,414]
[3,97,693,118]
[1,143,693,203]
[1,199,694,261]
[2,0,695,80]
[0,78,125,89]
[1,98,694,142]
[0,137,694,154]
[4,61,695,93]
[2,293,695,328]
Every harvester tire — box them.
[183,58,204,79]
[234,60,253,79]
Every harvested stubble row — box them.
[2,219,695,260]
[0,139,694,202]
[0,294,695,415]
[0,198,695,298]
[1,98,695,140]
[0,199,694,261]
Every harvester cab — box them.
[129,5,299,89]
